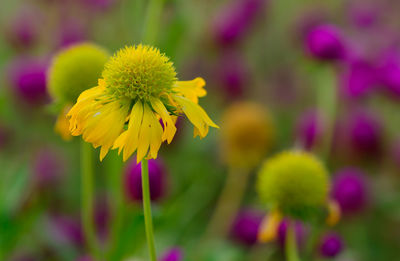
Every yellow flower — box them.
[68,45,218,162]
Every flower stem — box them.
[141,159,157,261]
[143,0,164,44]
[285,221,300,261]
[81,141,101,259]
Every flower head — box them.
[305,24,346,61]
[68,45,218,162]
[230,209,264,246]
[319,232,343,258]
[220,101,273,169]
[257,151,330,219]
[332,168,368,214]
[125,158,167,201]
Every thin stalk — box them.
[142,0,164,44]
[204,167,249,238]
[81,141,101,260]
[141,159,157,261]
[285,221,300,261]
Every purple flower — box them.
[58,19,87,48]
[160,247,183,261]
[8,57,49,106]
[4,6,41,49]
[319,232,344,258]
[32,148,64,189]
[50,214,84,247]
[76,256,92,261]
[332,168,368,214]
[277,219,307,250]
[305,24,346,61]
[214,0,265,46]
[340,59,378,99]
[230,209,263,246]
[125,159,167,202]
[377,49,400,99]
[217,52,248,98]
[295,110,323,150]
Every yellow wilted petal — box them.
[55,105,73,141]
[174,77,206,103]
[150,97,176,143]
[258,210,282,243]
[173,95,218,138]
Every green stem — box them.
[141,159,157,261]
[81,141,101,260]
[285,221,300,261]
[142,0,164,44]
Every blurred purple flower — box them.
[349,1,380,28]
[50,214,84,247]
[32,148,64,189]
[217,52,248,98]
[340,59,378,99]
[125,158,167,202]
[377,49,400,99]
[305,24,346,61]
[295,110,323,150]
[214,0,265,46]
[76,256,92,261]
[8,57,49,106]
[160,247,183,261]
[82,0,117,11]
[319,232,344,258]
[230,209,263,246]
[332,168,368,214]
[277,219,307,249]
[4,7,41,49]
[58,19,87,48]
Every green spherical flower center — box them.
[257,151,329,219]
[102,45,177,100]
[48,43,109,104]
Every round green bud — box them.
[257,151,330,219]
[48,43,109,104]
[102,44,177,101]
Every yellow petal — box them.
[54,105,73,141]
[326,199,341,226]
[258,210,282,243]
[150,97,176,143]
[173,95,218,138]
[174,77,206,103]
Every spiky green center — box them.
[102,45,177,100]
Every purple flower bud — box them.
[332,168,368,214]
[32,148,64,189]
[4,6,41,49]
[216,52,248,98]
[125,159,167,202]
[305,24,346,61]
[214,0,265,46]
[7,57,49,106]
[50,214,84,247]
[76,256,92,261]
[58,19,87,48]
[377,49,400,99]
[319,232,344,258]
[295,110,323,150]
[230,209,263,246]
[277,219,307,250]
[340,59,378,99]
[160,247,183,261]
[82,0,117,11]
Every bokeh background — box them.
[1,0,400,260]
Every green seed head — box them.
[48,43,109,104]
[257,151,330,219]
[102,45,177,100]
